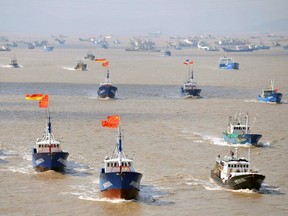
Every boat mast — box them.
[105,69,110,83]
[245,113,249,134]
[46,108,52,153]
[117,126,123,173]
[189,64,194,83]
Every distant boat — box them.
[74,60,87,71]
[43,46,54,51]
[100,119,142,200]
[198,40,220,51]
[0,45,11,51]
[84,52,95,60]
[164,50,171,56]
[32,111,69,172]
[181,62,201,98]
[223,113,262,146]
[9,56,20,68]
[222,46,254,52]
[97,69,118,99]
[218,56,239,70]
[27,43,35,49]
[211,148,265,191]
[257,80,282,103]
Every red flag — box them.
[102,115,120,128]
[102,61,109,67]
[95,58,107,62]
[25,94,44,100]
[39,94,49,108]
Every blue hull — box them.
[223,133,262,146]
[219,62,239,70]
[32,150,69,172]
[97,85,118,99]
[181,88,201,97]
[257,93,282,103]
[100,171,142,200]
[222,47,253,52]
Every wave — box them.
[62,66,77,71]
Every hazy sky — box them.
[1,0,288,35]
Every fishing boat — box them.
[257,80,282,103]
[211,148,265,191]
[218,56,239,70]
[0,45,11,51]
[97,69,118,99]
[9,56,20,68]
[181,60,201,98]
[84,52,95,60]
[43,46,54,51]
[164,50,172,56]
[99,117,142,200]
[32,111,69,172]
[223,113,262,146]
[222,46,254,52]
[74,60,87,71]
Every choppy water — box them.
[1,37,288,216]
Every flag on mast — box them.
[95,58,107,62]
[39,94,49,108]
[102,61,109,67]
[25,94,44,100]
[102,115,120,128]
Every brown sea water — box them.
[1,35,288,216]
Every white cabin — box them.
[104,156,135,173]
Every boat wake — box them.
[65,161,93,177]
[62,66,78,71]
[138,184,174,205]
[192,132,270,148]
[0,64,23,68]
[0,165,32,174]
[68,179,173,205]
[244,99,288,105]
[259,183,284,195]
